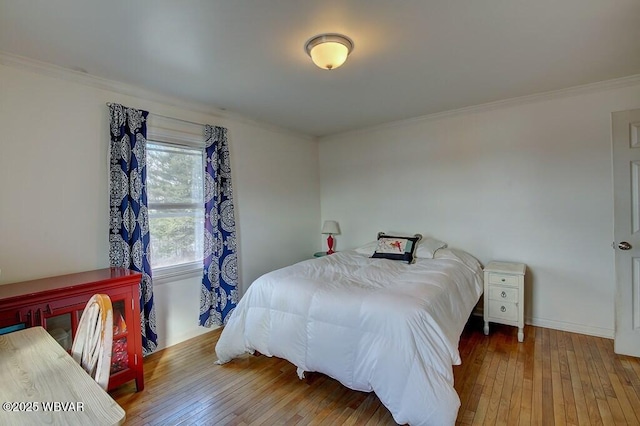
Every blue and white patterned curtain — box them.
[108,103,158,355]
[200,125,239,327]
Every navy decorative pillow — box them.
[371,232,423,264]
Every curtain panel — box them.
[200,125,239,327]
[108,103,158,355]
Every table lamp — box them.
[321,220,341,254]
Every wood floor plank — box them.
[629,356,640,387]
[470,329,502,425]
[456,337,487,421]
[495,333,518,425]
[557,331,578,426]
[456,328,489,420]
[539,327,553,425]
[111,319,640,426]
[618,358,640,422]
[342,392,381,426]
[517,326,536,426]
[484,335,508,424]
[565,349,590,426]
[608,372,639,425]
[549,329,567,426]
[588,336,616,399]
[504,341,525,426]
[572,333,602,426]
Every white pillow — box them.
[415,238,448,258]
[353,241,378,255]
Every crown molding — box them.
[0,51,315,141]
[3,50,637,143]
[322,73,640,140]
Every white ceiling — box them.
[1,0,639,137]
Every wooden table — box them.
[0,327,125,425]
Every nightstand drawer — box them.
[488,285,518,303]
[488,273,519,286]
[488,300,518,321]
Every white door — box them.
[613,108,640,357]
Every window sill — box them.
[152,262,202,286]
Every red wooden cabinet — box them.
[0,268,144,392]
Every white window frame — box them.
[146,116,205,284]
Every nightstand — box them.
[483,261,526,342]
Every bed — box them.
[215,239,483,425]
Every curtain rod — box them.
[106,102,209,128]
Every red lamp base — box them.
[326,234,335,255]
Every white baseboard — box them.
[156,325,220,352]
[525,316,614,339]
[472,308,614,339]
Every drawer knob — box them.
[501,291,507,298]
[501,278,506,282]
[500,306,506,312]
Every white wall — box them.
[319,78,640,338]
[0,59,320,350]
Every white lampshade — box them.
[305,34,354,70]
[321,220,341,235]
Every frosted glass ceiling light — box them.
[305,34,354,70]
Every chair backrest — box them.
[71,294,113,390]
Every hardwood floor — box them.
[111,318,640,425]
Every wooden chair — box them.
[71,294,113,390]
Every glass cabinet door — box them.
[41,300,85,352]
[111,299,129,374]
[42,312,74,351]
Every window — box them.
[146,141,204,277]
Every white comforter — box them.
[215,249,483,425]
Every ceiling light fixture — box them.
[305,33,354,70]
